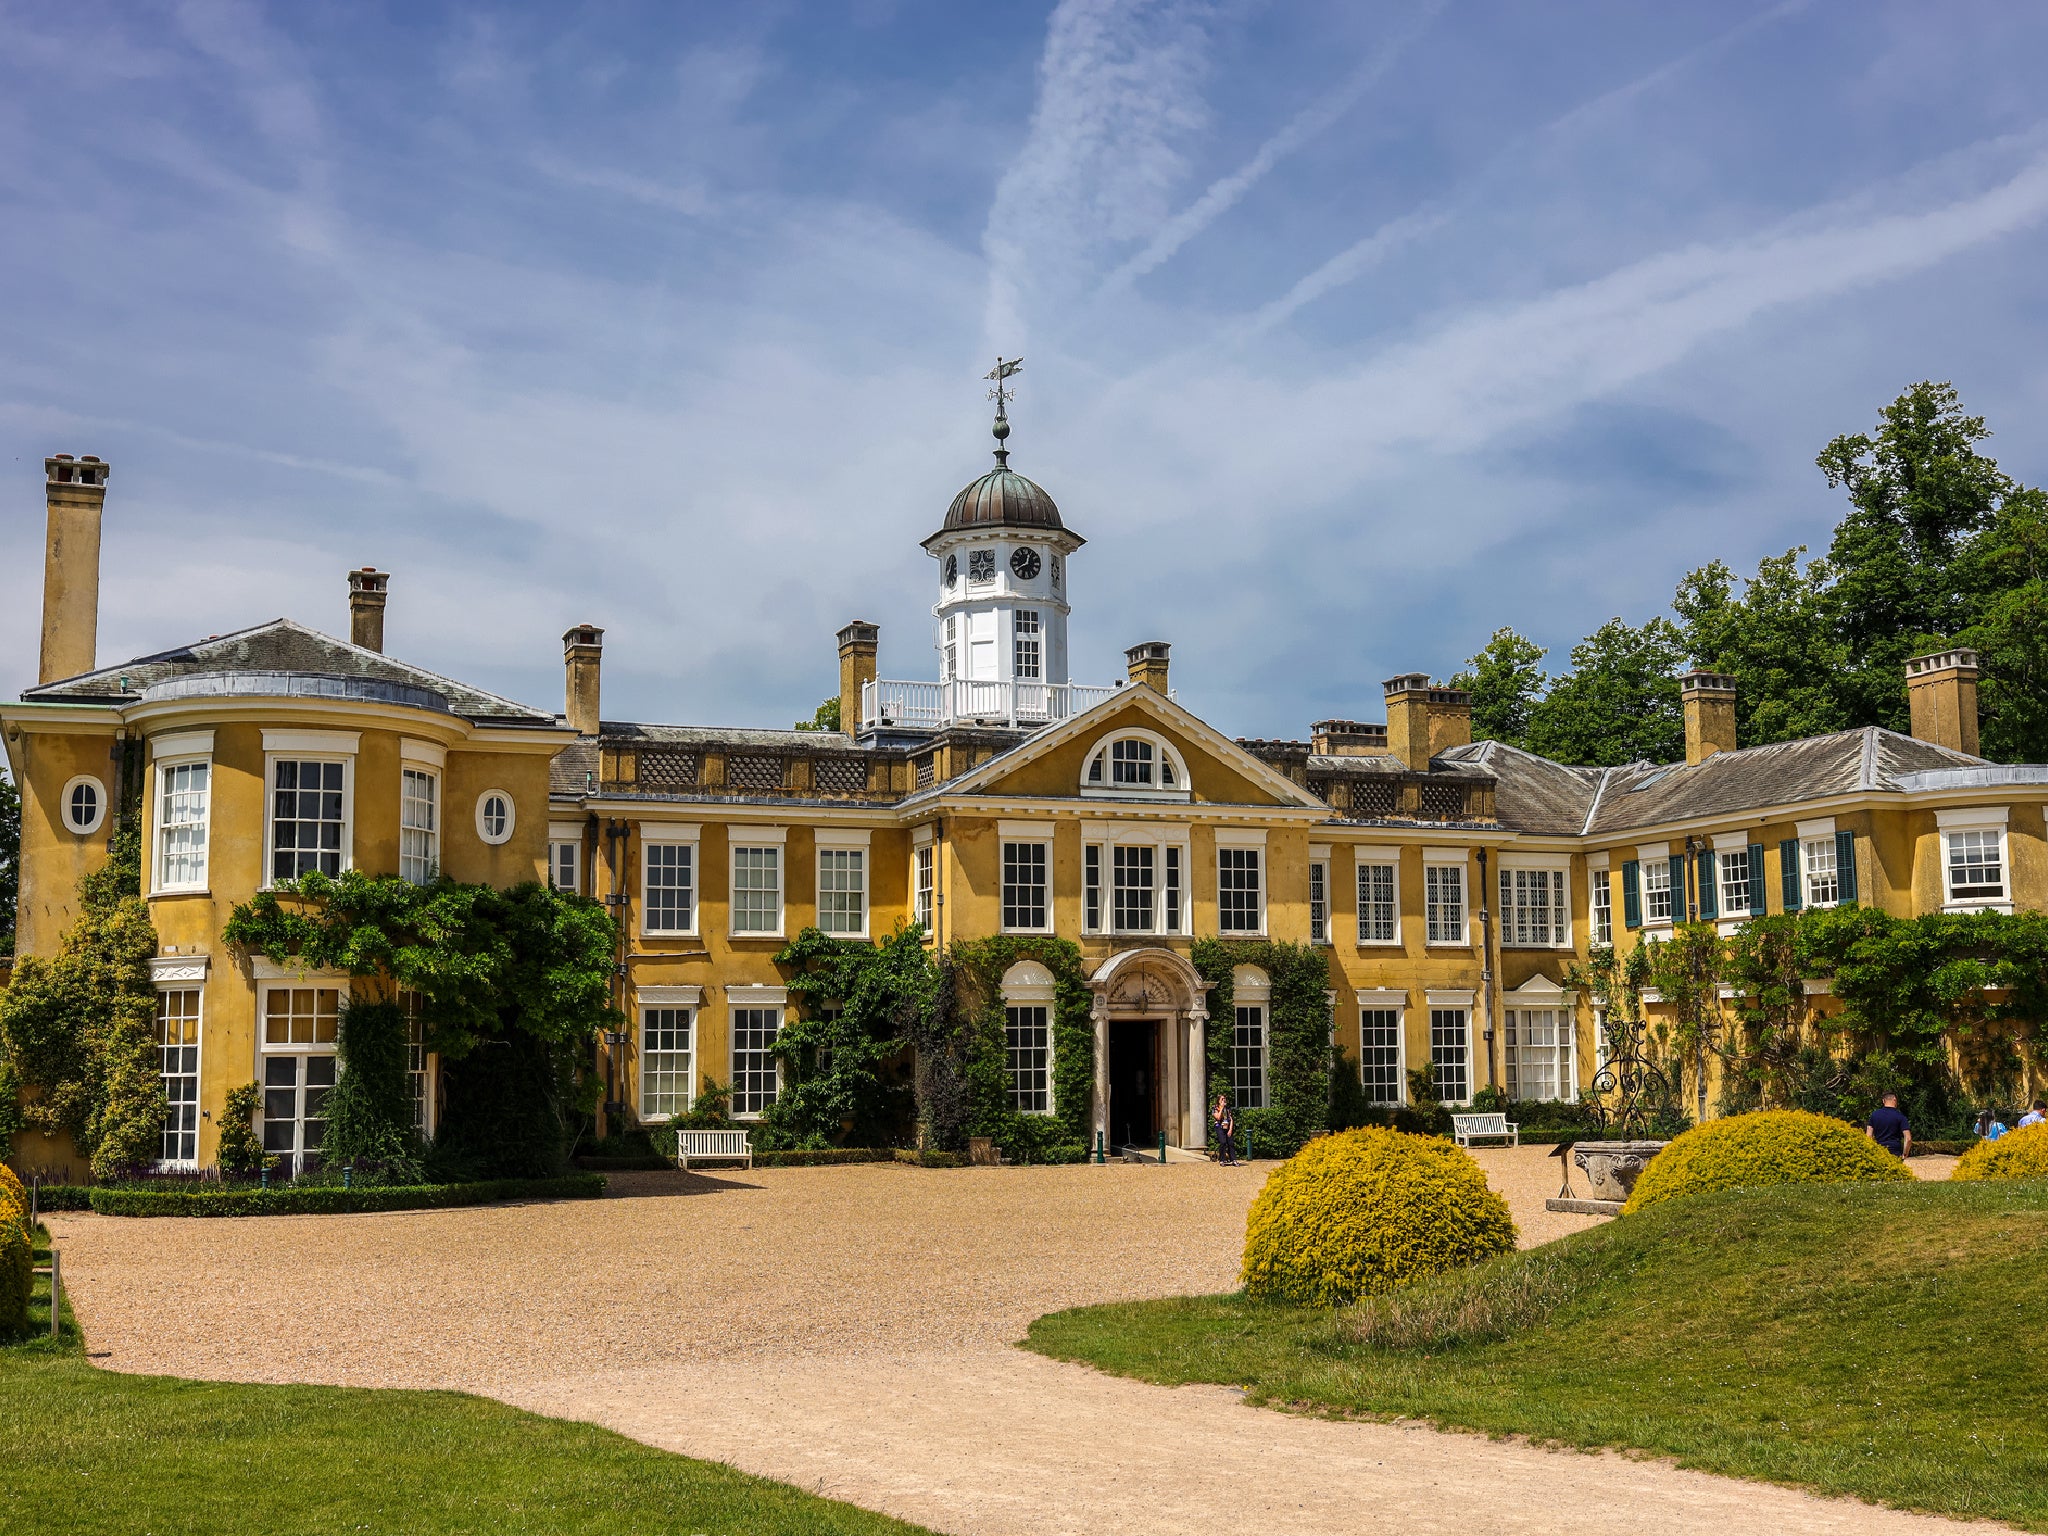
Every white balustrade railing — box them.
[861,677,1123,732]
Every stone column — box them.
[1185,1008,1207,1148]
[1091,992,1111,1152]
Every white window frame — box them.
[1356,989,1407,1107]
[1638,842,1674,926]
[1231,968,1271,1109]
[1504,997,1578,1104]
[640,824,700,938]
[152,747,213,893]
[1713,831,1752,924]
[999,823,1054,935]
[256,976,345,1175]
[1083,825,1190,935]
[548,821,584,895]
[1014,609,1042,682]
[1216,828,1266,936]
[1590,867,1613,946]
[1936,807,2011,912]
[729,827,787,938]
[1308,845,1330,945]
[1497,855,1571,949]
[727,985,787,1119]
[154,984,203,1169]
[914,831,935,937]
[401,988,436,1139]
[639,995,697,1122]
[1080,729,1193,802]
[399,766,440,885]
[474,789,516,846]
[815,828,870,938]
[1797,817,1839,910]
[1423,851,1468,946]
[1353,847,1400,946]
[1426,991,1474,1107]
[261,730,359,888]
[60,773,107,835]
[1001,961,1058,1115]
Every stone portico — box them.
[1086,947,1209,1152]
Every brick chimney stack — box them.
[564,624,604,737]
[348,568,390,653]
[1680,671,1738,765]
[837,621,879,735]
[1905,649,1981,757]
[39,454,109,685]
[1125,641,1171,692]
[1383,674,1471,770]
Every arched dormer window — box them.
[1080,729,1191,802]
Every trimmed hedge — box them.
[754,1148,893,1168]
[23,1184,93,1212]
[1624,1110,1911,1214]
[893,1149,967,1168]
[89,1174,606,1218]
[1242,1127,1517,1306]
[1952,1122,2048,1182]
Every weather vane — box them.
[985,355,1023,465]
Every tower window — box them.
[1015,611,1041,680]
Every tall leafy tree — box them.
[1450,627,1548,749]
[1673,549,1850,747]
[1816,381,2011,731]
[1524,617,1686,766]
[1961,487,2048,762]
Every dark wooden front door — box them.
[1108,1018,1160,1149]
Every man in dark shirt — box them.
[1866,1093,1911,1159]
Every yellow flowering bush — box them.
[1623,1109,1912,1214]
[1951,1122,2048,1182]
[1242,1127,1517,1305]
[0,1162,24,1224]
[0,1204,29,1334]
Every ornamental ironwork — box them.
[1588,1011,1672,1139]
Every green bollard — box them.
[1094,1130,1105,1165]
[1158,1131,1167,1164]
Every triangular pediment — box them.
[1504,973,1572,999]
[925,688,1326,810]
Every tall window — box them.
[644,843,694,934]
[1425,864,1465,944]
[1003,841,1048,931]
[1590,869,1613,945]
[1430,1008,1470,1105]
[1113,845,1155,932]
[731,1007,780,1115]
[264,986,340,1048]
[1218,848,1263,933]
[818,848,866,935]
[1308,860,1329,944]
[156,989,201,1167]
[1717,849,1750,918]
[942,615,957,682]
[1162,845,1183,934]
[261,985,340,1171]
[1014,610,1042,680]
[1232,1005,1267,1108]
[155,761,210,890]
[731,846,782,934]
[1360,1008,1402,1106]
[399,768,438,884]
[1357,861,1397,944]
[1641,858,1673,923]
[550,839,580,893]
[1499,867,1567,946]
[1802,838,1839,907]
[403,991,431,1136]
[641,1008,693,1119]
[270,759,346,881]
[1506,1009,1571,1102]
[1083,845,1102,930]
[1006,1005,1050,1112]
[1947,829,2005,902]
[915,844,935,933]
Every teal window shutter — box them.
[1668,855,1687,920]
[1835,829,1858,903]
[1748,844,1767,915]
[1621,860,1641,929]
[1780,839,1802,912]
[1696,850,1719,921]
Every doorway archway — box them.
[1086,948,1209,1151]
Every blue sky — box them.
[6,1,2048,738]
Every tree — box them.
[794,697,841,732]
[1673,550,1850,747]
[1523,617,1686,766]
[1450,628,1548,748]
[1817,381,2011,731]
[1961,487,2048,762]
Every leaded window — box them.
[1002,841,1048,931]
[1218,848,1262,933]
[1005,1005,1050,1112]
[1357,862,1397,944]
[641,1008,693,1119]
[1360,1008,1402,1106]
[1232,1004,1267,1108]
[1425,864,1465,944]
[731,1007,780,1115]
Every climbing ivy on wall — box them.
[1191,939,1332,1158]
[934,935,1094,1160]
[766,925,928,1149]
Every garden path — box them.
[48,1149,1968,1536]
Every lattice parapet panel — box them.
[812,756,870,795]
[915,755,935,790]
[1419,781,1466,821]
[1350,780,1397,818]
[1307,777,1338,808]
[726,753,787,792]
[634,749,699,791]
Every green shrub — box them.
[751,1148,894,1168]
[88,1173,604,1218]
[19,1184,90,1212]
[1241,1127,1518,1305]
[0,1162,24,1223]
[0,1204,28,1334]
[215,1082,270,1178]
[1952,1122,2048,1182]
[1623,1109,1912,1214]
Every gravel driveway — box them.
[47,1149,1971,1536]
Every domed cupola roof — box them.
[942,460,1065,533]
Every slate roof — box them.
[21,619,557,725]
[1439,741,1602,837]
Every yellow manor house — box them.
[7,428,2048,1174]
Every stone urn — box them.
[1573,1141,1667,1203]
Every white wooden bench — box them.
[1450,1112,1519,1148]
[674,1128,753,1170]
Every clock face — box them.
[943,554,958,586]
[1010,547,1041,580]
[967,549,996,582]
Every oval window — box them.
[61,776,106,835]
[475,791,515,845]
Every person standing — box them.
[2020,1100,2048,1129]
[1212,1093,1238,1166]
[1866,1092,1911,1159]
[1974,1109,2008,1142]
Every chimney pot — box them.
[1124,640,1171,692]
[1904,648,1981,756]
[39,452,109,684]
[347,567,390,653]
[564,624,605,736]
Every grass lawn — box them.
[1027,1180,2048,1530]
[3,1226,931,1536]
